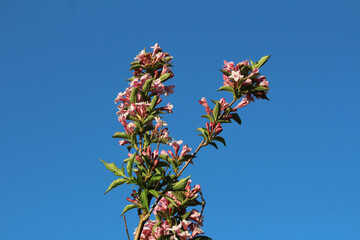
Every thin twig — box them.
[199,191,206,218]
[123,215,131,240]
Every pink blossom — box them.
[191,226,204,237]
[218,98,230,111]
[247,67,259,78]
[180,144,192,158]
[134,49,146,61]
[158,103,173,113]
[151,43,162,56]
[234,96,250,109]
[119,140,130,145]
[169,140,183,156]
[259,78,269,88]
[155,52,166,62]
[229,70,244,82]
[223,75,234,87]
[241,78,252,85]
[223,60,235,71]
[199,97,212,115]
[161,64,171,75]
[233,94,254,110]
[164,85,175,96]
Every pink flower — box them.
[161,64,171,75]
[134,49,146,61]
[229,70,244,82]
[180,144,192,158]
[223,60,235,71]
[199,97,212,115]
[223,75,234,87]
[158,103,173,113]
[119,140,130,145]
[169,140,183,156]
[259,78,269,88]
[234,96,250,109]
[218,98,230,111]
[241,78,252,85]
[151,43,162,56]
[191,226,204,237]
[233,94,254,110]
[155,52,166,62]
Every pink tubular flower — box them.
[199,97,212,115]
[223,75,234,87]
[223,60,235,71]
[134,49,146,61]
[161,64,170,75]
[180,144,192,158]
[119,140,130,145]
[155,52,166,62]
[158,103,173,113]
[169,140,183,156]
[233,94,254,110]
[229,70,244,82]
[218,98,230,111]
[151,43,162,56]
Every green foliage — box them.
[104,178,128,194]
[100,159,126,177]
[253,55,271,69]
[120,204,138,216]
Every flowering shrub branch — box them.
[101,43,271,240]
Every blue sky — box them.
[1,0,359,239]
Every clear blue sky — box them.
[1,0,359,239]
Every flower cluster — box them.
[197,56,271,149]
[102,44,271,240]
[136,180,204,240]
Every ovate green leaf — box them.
[104,178,128,194]
[253,55,271,69]
[130,87,139,103]
[120,204,138,216]
[100,159,126,177]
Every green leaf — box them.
[196,127,207,135]
[219,69,231,76]
[162,194,178,207]
[213,103,220,120]
[231,113,242,125]
[127,153,136,177]
[140,190,149,212]
[126,76,136,82]
[167,176,190,191]
[213,136,226,146]
[144,115,155,125]
[129,64,143,71]
[150,95,159,110]
[112,132,129,139]
[130,61,140,65]
[142,78,154,94]
[100,159,126,177]
[249,58,254,66]
[130,87,139,103]
[104,178,128,194]
[217,85,234,93]
[120,204,138,216]
[149,189,160,198]
[201,114,214,122]
[181,211,192,220]
[251,85,269,92]
[159,72,172,82]
[208,142,218,149]
[253,55,271,69]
